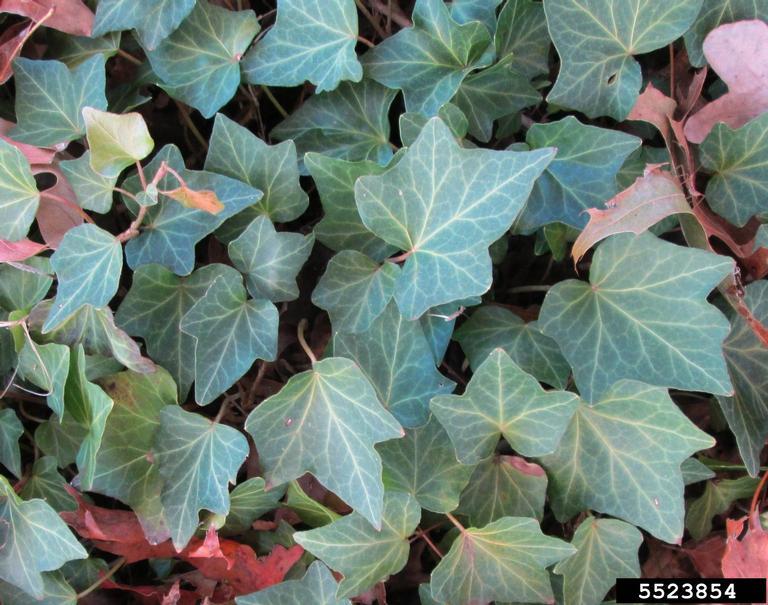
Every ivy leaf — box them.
[0,409,23,478]
[362,0,491,115]
[543,0,703,120]
[378,415,472,513]
[271,80,396,166]
[305,154,395,261]
[699,112,768,227]
[399,102,469,147]
[539,233,734,402]
[245,357,403,528]
[454,305,570,388]
[515,116,641,232]
[430,516,575,605]
[494,0,550,79]
[236,560,351,605]
[0,571,76,605]
[355,117,554,319]
[17,341,70,417]
[163,185,223,214]
[0,477,86,598]
[450,0,503,33]
[92,0,196,50]
[115,263,232,400]
[155,405,249,549]
[312,251,399,334]
[540,380,715,543]
[82,108,154,178]
[205,114,308,225]
[294,492,420,598]
[180,268,278,405]
[431,349,578,464]
[682,458,716,485]
[18,457,77,514]
[0,258,51,312]
[43,224,122,332]
[47,30,122,67]
[717,281,768,477]
[286,480,341,527]
[0,138,39,241]
[11,55,107,146]
[228,216,314,303]
[60,151,117,213]
[90,368,178,543]
[146,1,259,118]
[686,476,759,540]
[222,478,286,535]
[333,301,455,428]
[553,518,642,605]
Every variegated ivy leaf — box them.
[355,117,554,319]
[205,114,308,227]
[236,561,350,605]
[60,152,117,214]
[294,492,420,598]
[312,250,399,334]
[453,305,570,388]
[0,409,23,478]
[515,116,641,232]
[243,0,361,92]
[333,301,454,428]
[146,1,259,118]
[430,516,575,605]
[539,232,733,402]
[245,357,403,528]
[116,263,234,400]
[221,478,286,535]
[494,0,550,79]
[686,476,759,540]
[180,267,278,405]
[544,0,703,120]
[17,341,70,417]
[18,456,77,514]
[82,108,154,178]
[228,216,314,303]
[155,405,249,549]
[43,224,122,332]
[0,257,52,312]
[11,55,107,146]
[0,476,86,598]
[362,0,491,115]
[272,80,396,167]
[540,380,715,543]
[431,349,578,464]
[92,0,196,50]
[553,517,642,605]
[0,138,39,241]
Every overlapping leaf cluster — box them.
[0,0,767,603]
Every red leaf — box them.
[102,580,198,605]
[628,83,677,149]
[0,238,46,262]
[0,0,94,36]
[722,511,768,595]
[0,20,32,84]
[0,119,56,164]
[684,535,725,578]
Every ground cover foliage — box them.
[0,0,767,603]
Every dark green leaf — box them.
[0,409,23,478]
[222,478,286,535]
[92,0,196,50]
[18,456,77,513]
[685,476,759,540]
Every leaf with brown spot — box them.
[163,185,224,214]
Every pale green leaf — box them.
[18,457,77,514]
[685,476,759,540]
[0,139,39,241]
[286,480,341,527]
[236,561,351,605]
[155,405,249,549]
[0,257,52,312]
[0,409,23,478]
[17,341,70,417]
[681,457,716,485]
[355,117,554,319]
[0,571,75,605]
[92,0,196,50]
[294,492,420,598]
[222,478,286,535]
[399,103,469,148]
[495,0,550,79]
[540,380,715,543]
[82,108,154,178]
[60,152,117,213]
[539,232,733,402]
[245,357,403,528]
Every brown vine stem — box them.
[117,48,142,66]
[297,319,317,364]
[507,284,552,294]
[261,86,289,119]
[386,250,412,264]
[174,100,208,151]
[354,0,388,40]
[135,161,148,190]
[445,512,466,533]
[749,468,768,518]
[413,528,444,558]
[76,557,126,600]
[116,205,148,243]
[357,35,375,48]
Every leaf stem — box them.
[76,557,125,600]
[386,250,412,264]
[445,512,465,533]
[354,0,388,40]
[135,161,148,191]
[117,48,142,66]
[413,528,444,558]
[261,86,289,119]
[749,468,768,517]
[357,35,375,48]
[297,319,317,364]
[173,100,208,151]
[117,205,148,243]
[507,284,552,294]
[113,187,139,202]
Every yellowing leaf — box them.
[163,185,224,214]
[83,108,154,178]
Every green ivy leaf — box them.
[286,480,341,527]
[180,267,278,405]
[0,571,76,605]
[454,305,570,388]
[355,117,554,319]
[116,263,232,400]
[399,102,469,147]
[0,409,23,478]
[362,0,491,115]
[540,380,715,543]
[82,108,154,178]
[378,415,472,513]
[17,341,70,417]
[333,301,454,428]
[450,0,503,33]
[494,0,550,79]
[0,476,86,598]
[18,457,77,514]
[515,116,641,232]
[312,251,399,334]
[47,31,122,68]
[245,357,403,528]
[431,349,578,464]
[272,80,396,166]
[92,0,196,50]
[43,224,122,332]
[236,560,351,605]
[155,405,248,549]
[430,516,575,605]
[60,152,117,214]
[205,114,308,226]
[222,478,286,535]
[0,257,52,312]
[553,517,642,605]
[228,216,314,303]
[243,0,361,92]
[539,233,734,402]
[147,1,259,118]
[699,113,768,227]
[681,458,716,485]
[457,455,548,526]
[543,0,702,119]
[685,476,759,540]
[0,138,39,241]
[294,492,420,598]
[11,55,107,146]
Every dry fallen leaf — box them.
[0,0,94,37]
[721,510,768,603]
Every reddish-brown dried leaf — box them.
[102,580,198,605]
[35,166,83,248]
[629,83,677,149]
[0,20,32,84]
[684,535,725,578]
[721,511,768,588]
[163,186,224,214]
[0,119,56,164]
[0,238,46,261]
[0,0,94,36]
